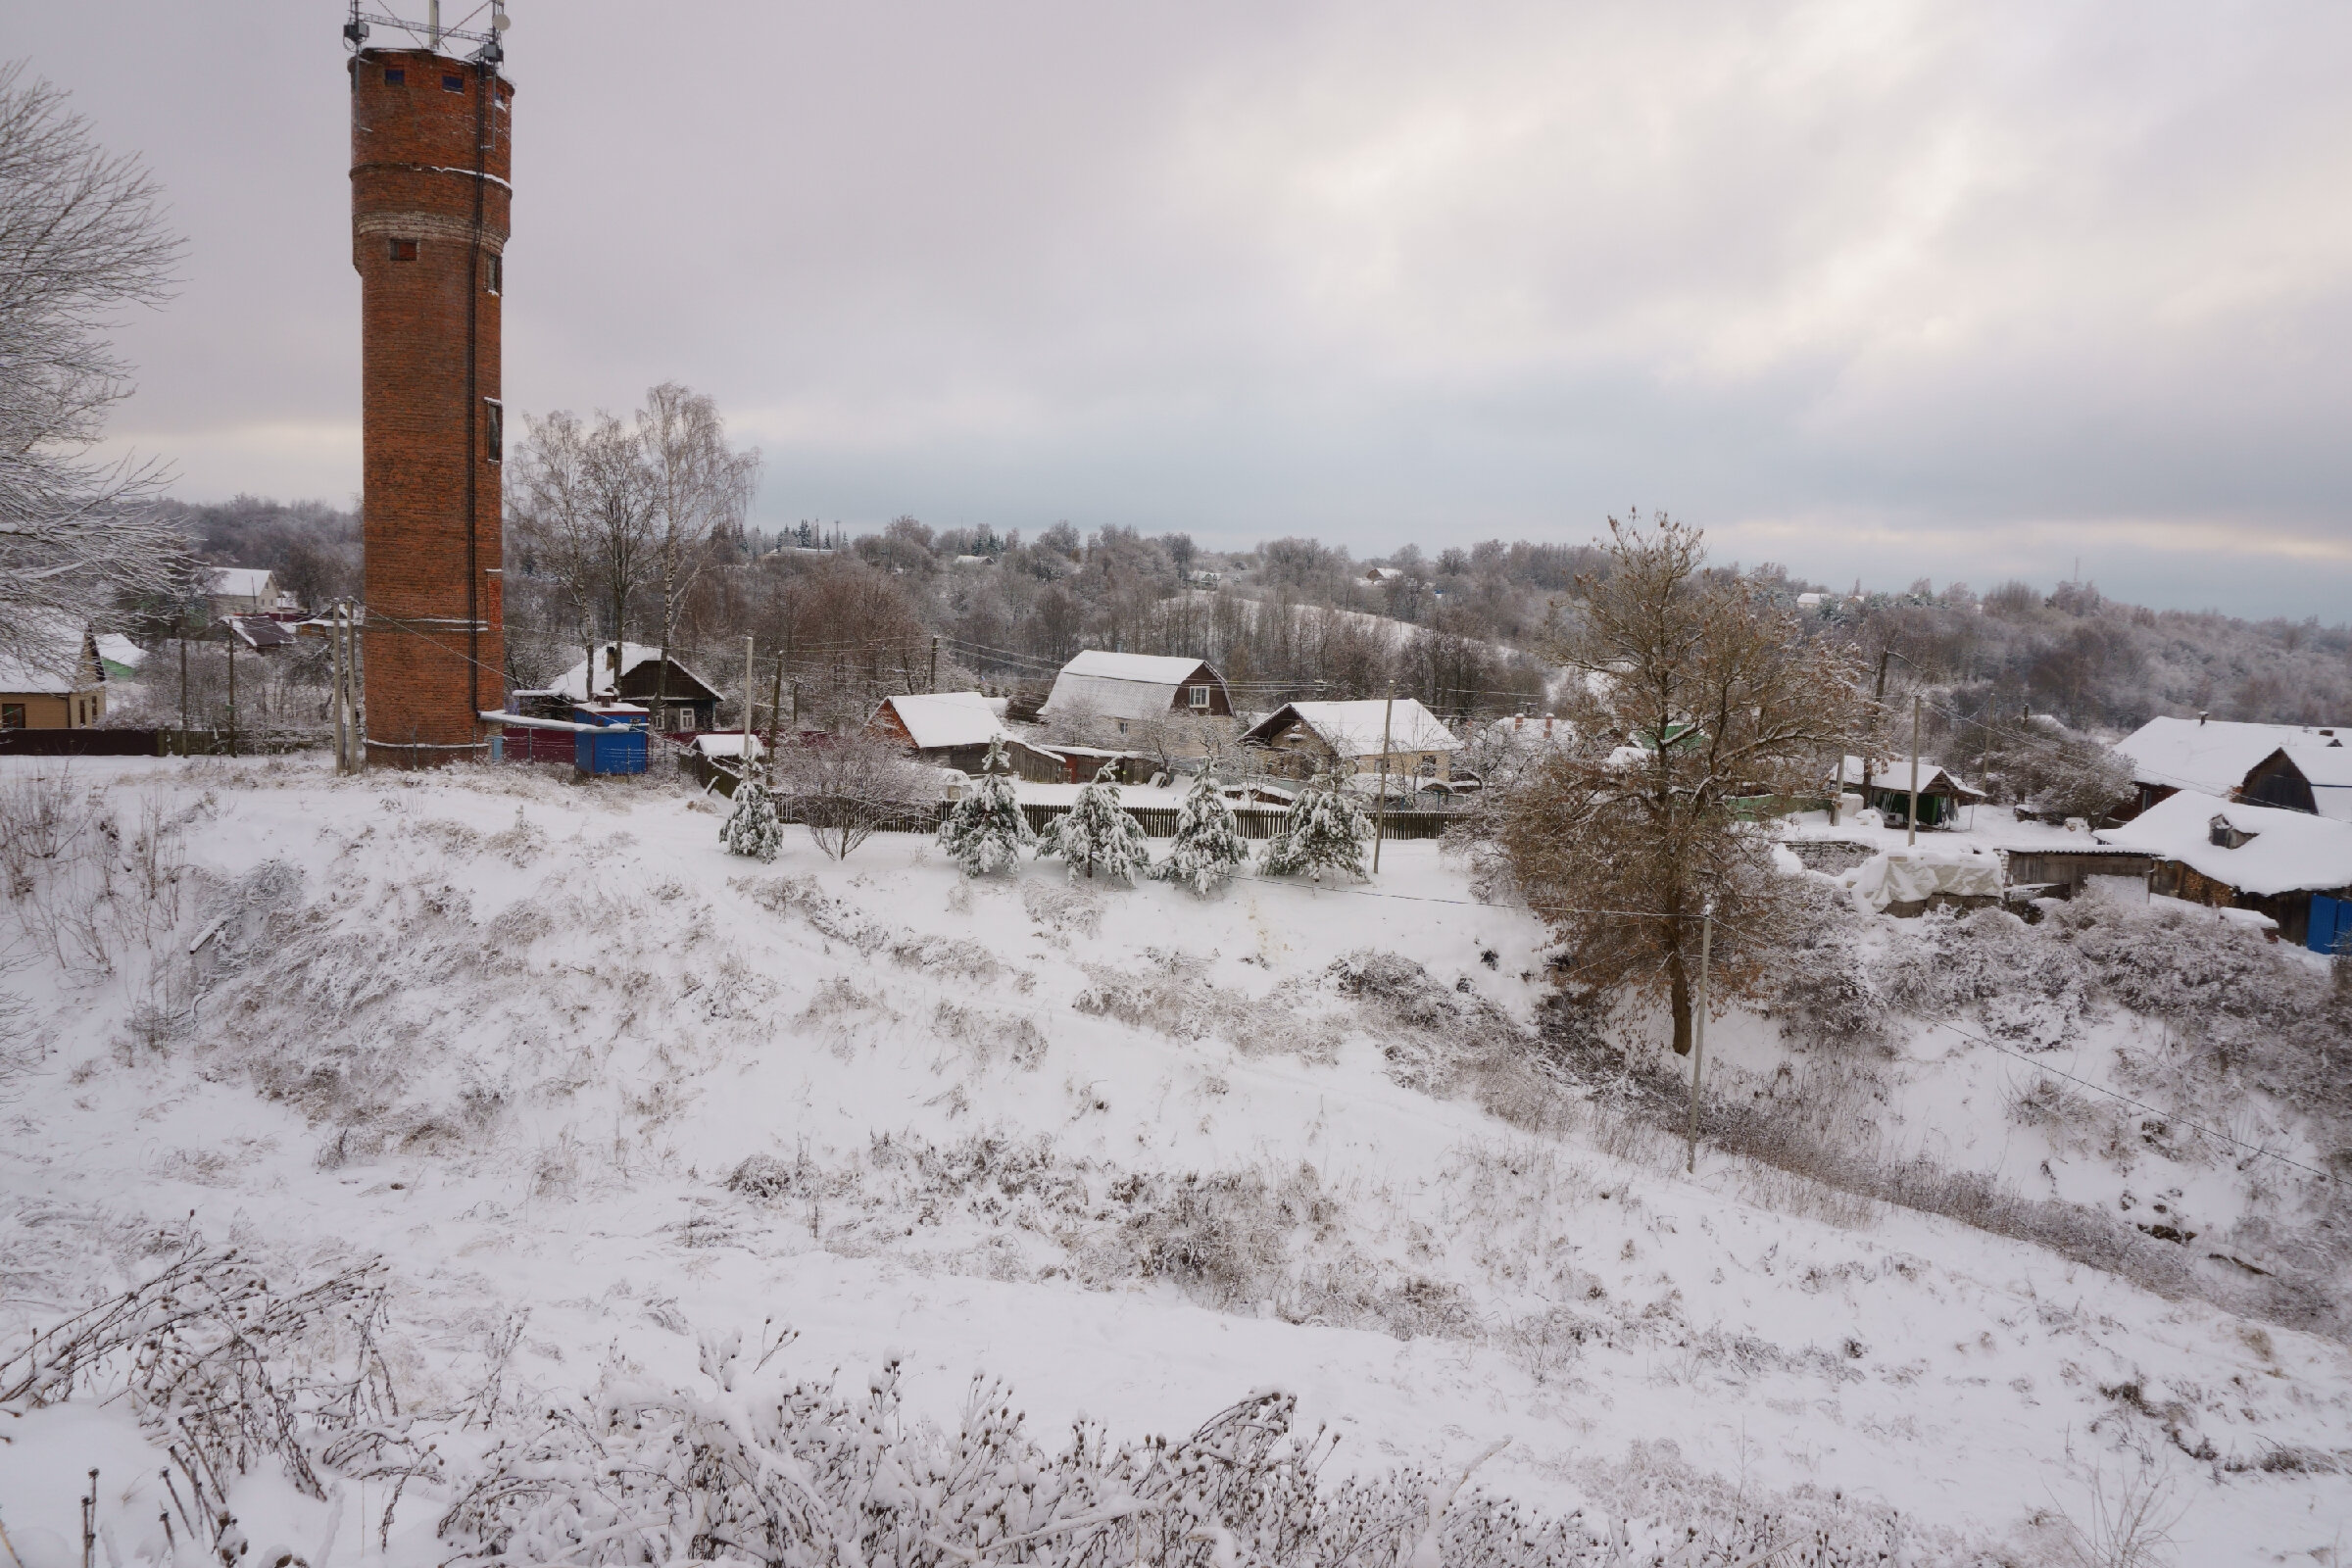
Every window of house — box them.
[383,67,406,85]
[485,253,501,294]
[1189,684,1209,710]
[389,238,417,262]
[485,399,503,462]
[1,704,24,730]
[442,74,465,92]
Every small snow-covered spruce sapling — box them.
[1039,763,1152,883]
[1258,772,1371,882]
[720,777,784,862]
[937,736,1035,875]
[1151,769,1250,895]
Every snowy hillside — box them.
[2,757,2349,1566]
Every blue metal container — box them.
[572,705,650,775]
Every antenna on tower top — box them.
[343,1,510,62]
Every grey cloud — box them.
[17,0,2351,617]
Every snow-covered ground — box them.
[2,756,2348,1566]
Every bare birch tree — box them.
[640,382,760,729]
[1493,514,1870,1054]
[507,411,658,699]
[0,62,193,667]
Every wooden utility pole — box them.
[1861,647,1889,813]
[178,633,189,733]
[1685,907,1712,1175]
[929,635,939,694]
[767,654,784,782]
[223,626,238,758]
[1907,694,1922,847]
[1372,680,1396,873]
[743,634,756,778]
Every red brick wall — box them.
[351,49,513,763]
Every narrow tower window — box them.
[388,238,417,261]
[485,400,504,463]
[383,67,406,85]
[443,74,465,92]
[485,254,502,294]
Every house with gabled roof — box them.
[864,691,1065,781]
[2113,715,2348,819]
[2099,788,2352,953]
[1242,698,1457,782]
[548,642,726,732]
[1039,651,1231,739]
[0,618,106,731]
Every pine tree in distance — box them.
[1152,769,1250,895]
[938,736,1036,875]
[1040,762,1152,883]
[1259,770,1372,883]
[720,777,785,862]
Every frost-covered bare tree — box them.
[507,410,658,695]
[0,62,193,667]
[640,382,760,725]
[1494,515,1870,1054]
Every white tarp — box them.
[1838,848,2004,913]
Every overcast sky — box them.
[19,2,2352,618]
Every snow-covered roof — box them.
[873,691,1009,751]
[1041,650,1219,724]
[2113,716,2343,796]
[1836,755,1985,799]
[0,616,98,694]
[690,732,765,760]
[2097,789,2352,897]
[208,566,274,599]
[94,633,144,670]
[226,615,297,651]
[1246,699,1459,757]
[2282,742,2352,822]
[550,642,719,703]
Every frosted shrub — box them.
[720,778,784,862]
[1152,770,1251,895]
[439,1330,1831,1568]
[1259,779,1370,883]
[1039,764,1151,883]
[938,738,1035,875]
[0,1245,412,1548]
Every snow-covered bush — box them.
[1151,770,1250,895]
[1259,779,1370,883]
[438,1329,1838,1568]
[719,777,784,862]
[773,733,936,860]
[0,1246,412,1539]
[1038,764,1151,883]
[937,737,1034,875]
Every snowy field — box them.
[2,754,2348,1566]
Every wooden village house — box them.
[1039,651,1233,740]
[2099,789,2352,954]
[1836,754,1987,829]
[0,621,106,731]
[542,642,726,733]
[865,692,1065,781]
[1242,698,1458,783]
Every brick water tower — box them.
[346,2,513,764]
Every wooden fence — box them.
[0,727,320,758]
